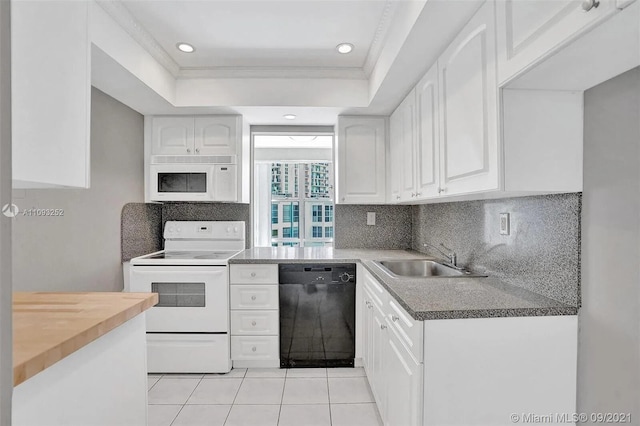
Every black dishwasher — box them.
[279,263,356,368]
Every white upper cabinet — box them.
[389,62,441,203]
[415,63,440,200]
[336,117,387,204]
[399,93,417,201]
[388,109,403,203]
[390,93,417,203]
[496,0,617,84]
[151,117,194,155]
[194,116,239,156]
[438,0,500,196]
[152,116,240,156]
[12,0,91,188]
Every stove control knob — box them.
[226,227,232,233]
[176,227,181,233]
[168,226,174,233]
[234,227,239,233]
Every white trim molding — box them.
[95,0,181,77]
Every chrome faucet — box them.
[422,242,458,268]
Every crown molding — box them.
[97,0,392,81]
[178,66,367,80]
[95,0,180,77]
[363,0,398,77]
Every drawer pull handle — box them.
[250,272,256,277]
[251,321,257,326]
[251,295,257,301]
[252,346,257,352]
[380,324,387,330]
[392,315,399,322]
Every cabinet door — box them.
[152,117,194,155]
[617,0,636,7]
[415,63,440,200]
[438,1,500,196]
[385,324,423,426]
[194,116,239,156]
[361,291,372,374]
[388,109,403,203]
[371,303,387,420]
[12,0,91,188]
[336,117,387,204]
[496,0,617,84]
[399,92,417,202]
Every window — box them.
[256,154,335,247]
[325,205,333,222]
[312,226,322,238]
[293,204,299,223]
[283,204,292,223]
[312,205,323,223]
[325,227,333,238]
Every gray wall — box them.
[578,68,640,421]
[12,87,144,292]
[412,194,581,306]
[334,205,412,249]
[0,0,12,422]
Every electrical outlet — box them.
[500,213,510,235]
[367,212,376,226]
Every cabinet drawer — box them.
[230,264,278,284]
[387,298,423,362]
[231,336,279,361]
[230,285,278,310]
[363,270,388,304]
[231,310,279,335]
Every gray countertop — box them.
[229,248,578,321]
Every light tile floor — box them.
[148,368,383,426]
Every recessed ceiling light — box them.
[176,42,195,53]
[283,114,297,120]
[336,43,354,54]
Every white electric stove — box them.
[129,221,245,373]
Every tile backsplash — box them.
[121,203,162,262]
[121,202,251,261]
[334,205,412,249]
[412,193,581,306]
[121,194,581,307]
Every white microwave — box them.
[149,155,237,202]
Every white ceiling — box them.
[120,0,392,75]
[92,0,483,124]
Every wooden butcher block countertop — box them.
[13,292,158,386]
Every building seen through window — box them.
[269,162,334,247]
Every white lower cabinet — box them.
[360,268,578,426]
[229,264,280,368]
[385,325,423,426]
[362,269,423,426]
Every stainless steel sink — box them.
[375,259,486,278]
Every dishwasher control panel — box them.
[278,264,356,285]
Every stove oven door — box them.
[129,265,228,333]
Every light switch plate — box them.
[500,213,510,235]
[367,212,376,226]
